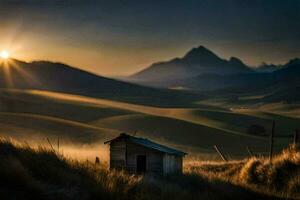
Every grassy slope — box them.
[0,89,134,123]
[0,89,268,157]
[0,112,117,144]
[0,139,283,200]
[1,59,202,108]
[186,144,300,199]
[91,114,268,157]
[197,99,300,135]
[0,89,299,158]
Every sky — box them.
[0,0,299,76]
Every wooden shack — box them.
[104,133,187,175]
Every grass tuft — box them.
[187,144,300,199]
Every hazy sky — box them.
[0,0,299,76]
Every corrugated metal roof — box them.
[105,133,187,156]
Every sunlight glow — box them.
[0,57,39,88]
[0,50,10,59]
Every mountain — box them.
[254,58,300,73]
[128,48,300,99]
[203,58,300,103]
[254,63,283,73]
[183,58,300,91]
[0,59,200,107]
[129,46,253,83]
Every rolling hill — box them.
[1,89,298,160]
[0,59,200,107]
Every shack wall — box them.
[109,139,126,170]
[163,154,183,175]
[126,142,163,175]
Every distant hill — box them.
[129,46,253,83]
[205,59,300,103]
[0,59,200,107]
[254,63,284,73]
[255,58,300,73]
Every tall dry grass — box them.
[0,138,291,200]
[186,144,300,199]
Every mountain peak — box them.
[192,45,210,52]
[286,58,300,67]
[229,57,245,67]
[130,45,252,81]
[183,45,218,60]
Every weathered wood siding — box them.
[163,154,182,175]
[110,139,126,170]
[126,142,163,175]
[109,139,183,175]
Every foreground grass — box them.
[186,145,300,199]
[0,139,290,200]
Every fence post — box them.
[95,157,100,165]
[214,145,228,162]
[269,120,275,163]
[246,146,254,157]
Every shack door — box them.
[136,155,146,173]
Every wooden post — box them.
[246,146,253,157]
[95,157,100,165]
[133,131,137,136]
[214,145,228,162]
[269,120,275,163]
[294,129,299,145]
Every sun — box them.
[0,50,10,59]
